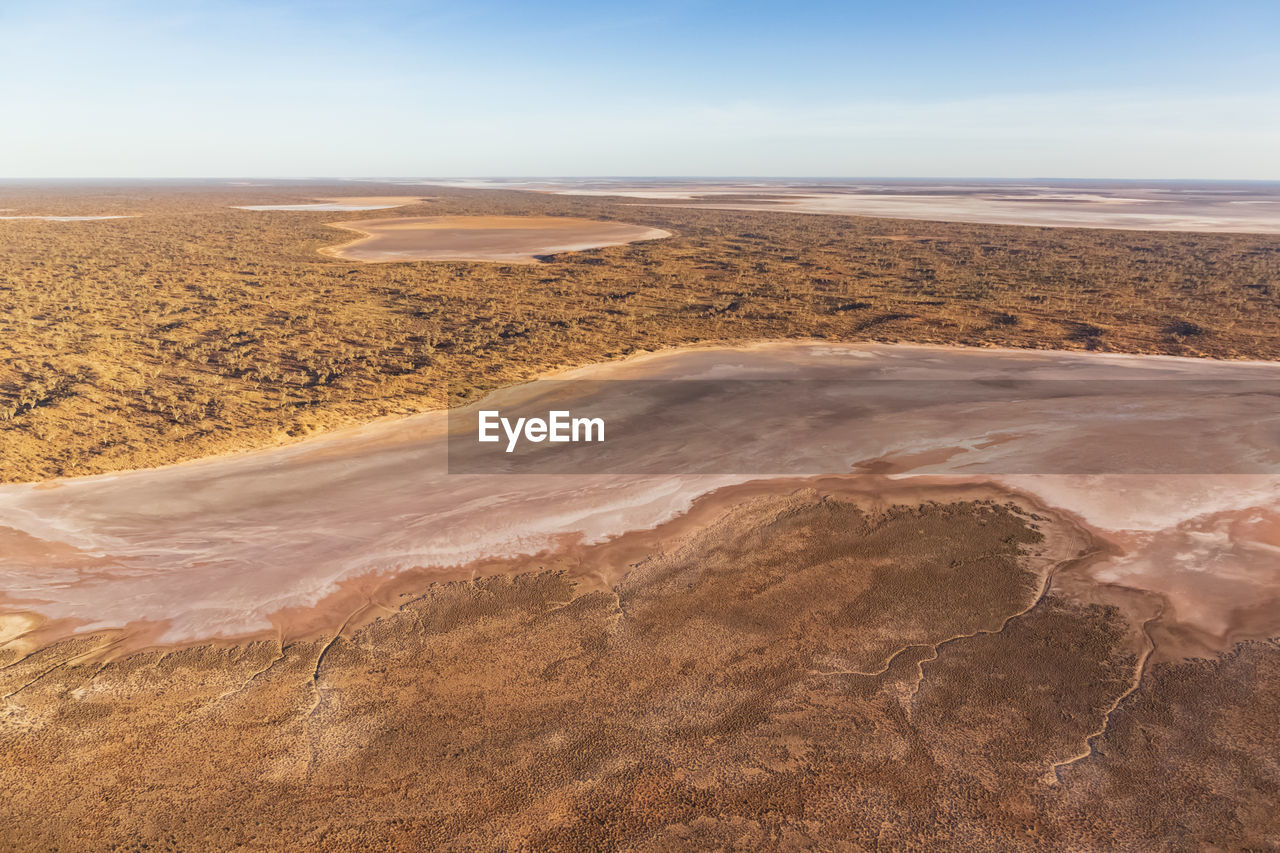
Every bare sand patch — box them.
[319,215,672,263]
[232,196,431,211]
[0,215,135,221]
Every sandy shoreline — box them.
[415,179,1280,234]
[639,195,1280,234]
[232,195,432,211]
[319,215,672,263]
[0,475,1096,661]
[2,340,1279,663]
[0,214,136,221]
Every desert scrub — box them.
[0,180,1278,481]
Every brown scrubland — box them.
[2,182,1279,851]
[0,488,1274,850]
[1,180,1279,482]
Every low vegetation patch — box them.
[1,181,1278,481]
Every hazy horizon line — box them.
[3,175,1280,184]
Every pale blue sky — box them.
[1,0,1277,178]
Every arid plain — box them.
[426,178,1280,233]
[2,180,1280,850]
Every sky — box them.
[1,0,1278,178]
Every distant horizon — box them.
[4,175,1280,185]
